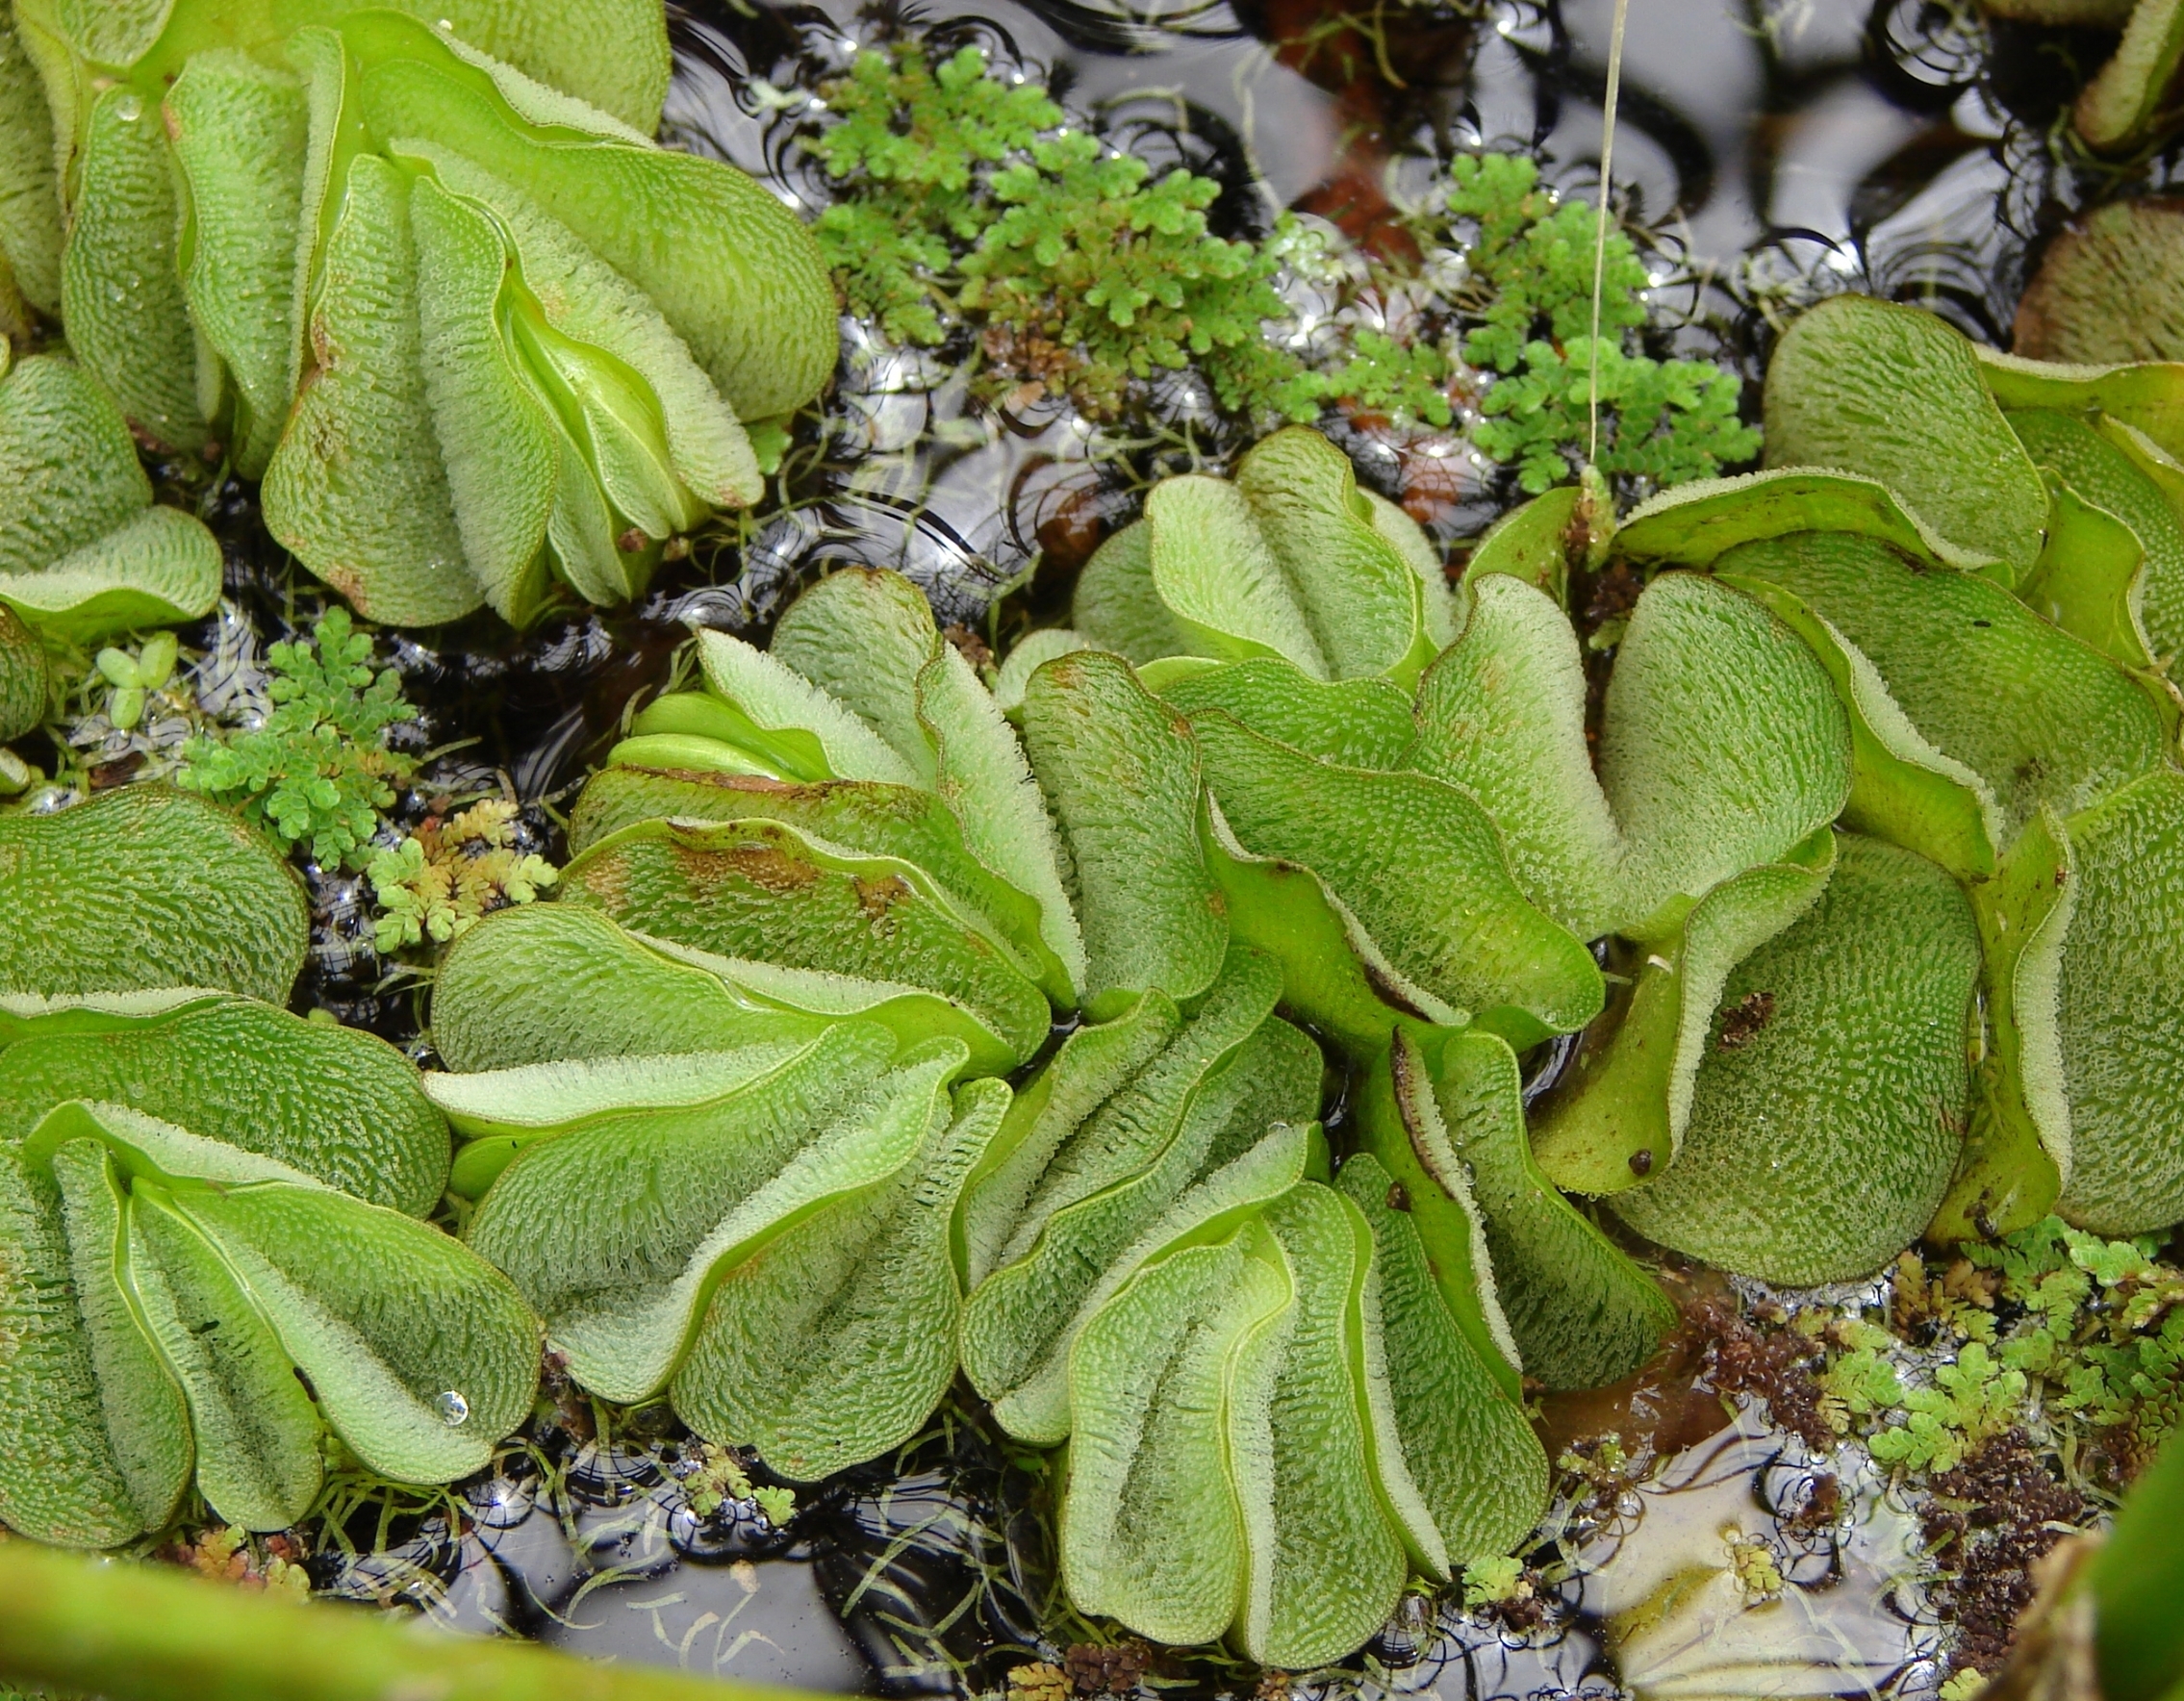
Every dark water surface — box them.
[62,0,2161,1690]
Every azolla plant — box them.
[0,786,538,1547]
[0,0,835,624]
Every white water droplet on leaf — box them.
[436,1389,470,1426]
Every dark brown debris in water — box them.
[1064,1640,1153,1695]
[1692,1294,1836,1452]
[1922,1429,2090,1678]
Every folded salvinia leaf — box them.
[2006,405,2184,666]
[1408,569,1852,947]
[555,815,1053,1071]
[1529,830,1837,1194]
[1760,294,2052,582]
[597,572,1084,1003]
[1190,706,1603,1048]
[958,944,1320,1441]
[16,4,833,626]
[1072,426,1460,688]
[1028,1127,1548,1666]
[0,988,449,1213]
[1717,531,2171,850]
[444,1029,1003,1479]
[1758,293,2184,657]
[0,1097,533,1546]
[1608,833,1984,1283]
[0,4,62,324]
[428,901,1016,1077]
[1358,1027,1675,1390]
[0,786,307,1004]
[0,354,220,643]
[2050,769,2184,1234]
[0,605,46,742]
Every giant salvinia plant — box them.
[0,0,836,625]
[0,785,540,1546]
[421,335,2184,1662]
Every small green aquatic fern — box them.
[1436,154,1760,492]
[179,608,417,870]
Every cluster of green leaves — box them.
[806,42,1752,490]
[368,800,559,954]
[178,609,418,870]
[2,0,834,627]
[1811,1216,2184,1482]
[959,134,1319,419]
[0,786,537,1548]
[1971,1221,2184,1471]
[811,42,1317,420]
[1435,154,1760,493]
[810,43,1061,345]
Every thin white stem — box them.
[1587,0,1632,470]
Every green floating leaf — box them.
[0,991,447,1214]
[2,1098,536,1543]
[1531,831,1836,1195]
[1,505,224,643]
[165,49,307,478]
[0,787,307,1005]
[463,1032,986,1477]
[1332,1153,1549,1563]
[1976,343,2184,465]
[1411,571,1850,944]
[961,946,1309,1441]
[60,84,207,453]
[429,901,1014,1079]
[1614,468,2002,576]
[0,3,63,317]
[1931,808,2073,1240]
[2017,471,2161,673]
[1364,1028,1675,1390]
[2053,770,2184,1235]
[1461,482,1585,604]
[1061,1234,1285,1648]
[991,627,1091,712]
[0,353,148,577]
[2009,405,2184,665]
[1018,648,1229,1018]
[1717,529,2171,848]
[1613,833,1983,1283]
[557,814,1051,1068]
[1073,427,1455,685]
[675,627,920,784]
[0,353,222,643]
[1193,699,1604,1048]
[263,151,484,625]
[0,604,49,741]
[769,568,945,780]
[674,1075,1007,1480]
[1762,294,2050,582]
[338,8,833,424]
[739,568,1083,998]
[570,764,1067,1004]
[380,0,672,136]
[1155,655,1418,772]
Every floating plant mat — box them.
[2,0,2184,1696]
